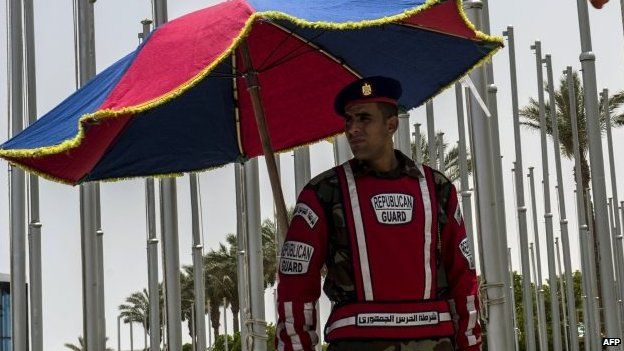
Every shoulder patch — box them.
[459,237,475,270]
[280,241,314,275]
[293,202,319,229]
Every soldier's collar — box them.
[351,150,423,179]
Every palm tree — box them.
[118,287,164,339]
[411,134,470,182]
[205,246,238,333]
[519,70,624,312]
[180,265,197,337]
[519,70,624,194]
[64,336,113,351]
[118,286,164,347]
[209,216,283,334]
[119,289,148,326]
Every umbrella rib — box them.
[254,20,303,72]
[263,21,362,78]
[398,22,483,42]
[259,47,322,73]
[256,26,329,73]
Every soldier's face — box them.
[344,102,397,161]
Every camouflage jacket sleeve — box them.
[440,184,482,351]
[276,185,328,351]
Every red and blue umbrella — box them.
[0,0,502,185]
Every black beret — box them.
[334,76,402,116]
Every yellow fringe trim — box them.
[1,0,503,183]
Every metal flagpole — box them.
[143,317,147,351]
[531,41,563,351]
[502,26,536,351]
[574,0,622,339]
[245,158,268,351]
[191,307,196,351]
[464,88,486,272]
[621,0,624,57]
[602,88,624,321]
[545,54,579,351]
[294,147,312,197]
[23,0,43,349]
[159,175,182,351]
[566,67,600,350]
[463,1,514,348]
[235,163,252,351]
[118,315,122,351]
[95,184,106,351]
[437,132,445,172]
[454,84,477,273]
[396,111,411,156]
[555,237,571,351]
[138,18,161,351]
[577,218,590,351]
[150,1,183,349]
[273,155,283,252]
[621,201,624,249]
[508,248,520,351]
[528,167,549,351]
[208,309,213,348]
[333,135,353,165]
[7,0,28,349]
[412,123,422,163]
[585,188,602,346]
[222,306,229,349]
[608,197,624,320]
[190,174,207,351]
[426,101,436,168]
[481,5,515,345]
[144,176,161,351]
[273,154,281,327]
[73,0,105,349]
[529,241,546,351]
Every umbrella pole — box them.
[239,40,289,244]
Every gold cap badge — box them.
[361,82,372,96]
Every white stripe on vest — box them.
[343,162,374,300]
[416,163,433,299]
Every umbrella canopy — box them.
[0,0,502,185]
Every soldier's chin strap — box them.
[459,76,491,118]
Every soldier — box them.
[276,76,481,351]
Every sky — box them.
[1,0,624,349]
